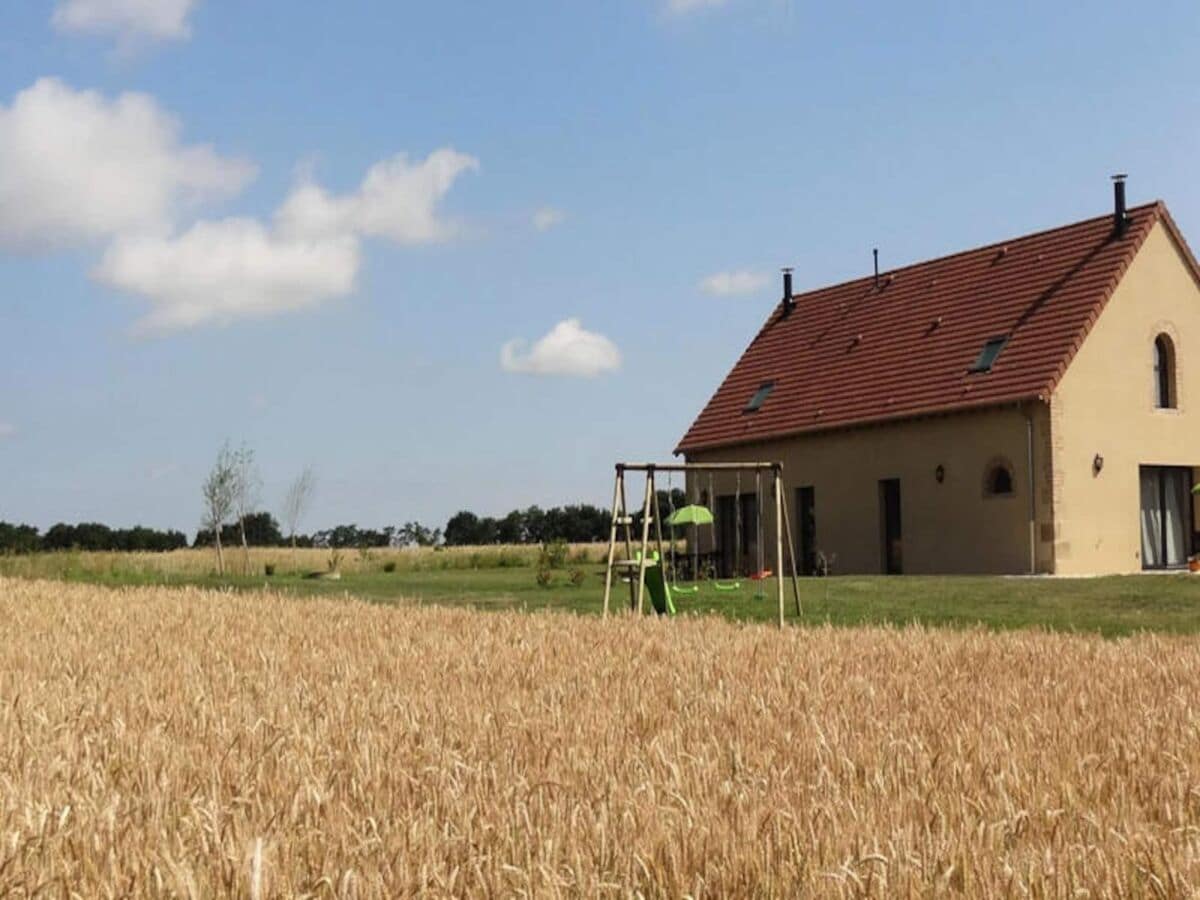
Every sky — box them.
[1,0,1199,536]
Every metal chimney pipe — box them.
[781,267,794,317]
[873,248,880,289]
[1112,174,1128,236]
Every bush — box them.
[264,563,276,577]
[538,539,569,570]
[568,568,585,588]
[382,560,397,573]
[535,568,554,589]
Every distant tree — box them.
[44,522,113,551]
[443,511,481,546]
[0,522,40,554]
[311,524,393,549]
[41,521,186,552]
[195,513,282,549]
[230,443,261,573]
[201,442,239,575]
[443,503,610,546]
[281,466,316,551]
[396,521,439,547]
[521,506,547,543]
[496,510,525,544]
[239,511,283,546]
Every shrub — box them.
[382,560,397,573]
[568,568,585,588]
[264,563,276,577]
[539,539,569,570]
[535,568,554,588]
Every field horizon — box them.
[4,546,1200,637]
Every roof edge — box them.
[675,395,1047,455]
[1040,201,1193,398]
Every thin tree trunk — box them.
[239,517,250,574]
[214,530,225,576]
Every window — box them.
[1154,334,1177,409]
[985,464,1014,496]
[744,381,774,412]
[970,336,1008,373]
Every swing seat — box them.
[712,580,742,592]
[670,583,700,596]
[748,569,774,581]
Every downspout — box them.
[1025,406,1036,575]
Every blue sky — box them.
[1,0,1198,535]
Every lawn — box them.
[5,549,1200,636]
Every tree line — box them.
[0,436,688,561]
[0,505,615,556]
[0,521,188,553]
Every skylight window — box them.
[745,381,774,412]
[970,336,1008,373]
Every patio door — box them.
[716,495,737,577]
[879,478,903,574]
[795,486,816,575]
[1140,466,1192,569]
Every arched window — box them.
[984,462,1014,497]
[1154,334,1177,409]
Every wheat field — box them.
[1,578,1199,897]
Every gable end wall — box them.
[1050,221,1200,574]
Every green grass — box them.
[7,553,1200,636]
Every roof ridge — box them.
[784,201,1163,305]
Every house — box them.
[676,179,1200,575]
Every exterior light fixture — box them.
[935,464,946,483]
[1093,453,1104,475]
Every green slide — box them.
[643,561,676,616]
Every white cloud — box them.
[666,0,730,13]
[0,423,15,439]
[0,78,254,249]
[276,149,479,245]
[92,147,479,333]
[699,269,769,296]
[95,219,360,334]
[501,318,621,378]
[52,0,200,43]
[532,207,566,231]
[0,80,479,334]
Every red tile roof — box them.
[677,202,1189,453]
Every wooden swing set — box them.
[601,462,801,628]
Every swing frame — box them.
[601,462,802,628]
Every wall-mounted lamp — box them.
[935,464,946,483]
[1093,453,1104,475]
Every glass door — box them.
[879,478,903,574]
[1140,466,1193,569]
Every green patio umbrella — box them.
[667,504,714,527]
